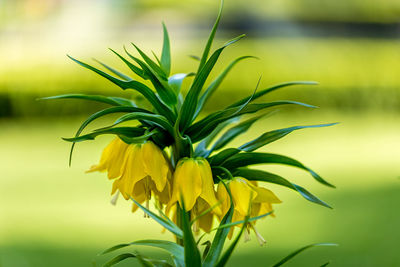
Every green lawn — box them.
[1,111,399,266]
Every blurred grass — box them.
[1,111,399,266]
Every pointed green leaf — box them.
[272,243,337,267]
[67,106,147,165]
[161,22,171,76]
[198,0,224,71]
[100,243,131,255]
[179,204,202,267]
[211,114,264,152]
[132,43,167,79]
[130,197,183,238]
[92,58,132,81]
[113,112,174,135]
[214,215,249,267]
[187,100,315,142]
[216,211,273,230]
[209,148,240,166]
[222,152,335,188]
[62,127,146,143]
[125,46,177,106]
[194,117,239,158]
[68,55,175,121]
[168,73,194,95]
[130,240,184,267]
[203,177,234,267]
[195,56,256,118]
[41,94,136,107]
[109,48,148,79]
[229,81,318,108]
[239,123,338,152]
[103,253,137,267]
[233,168,332,208]
[179,34,246,132]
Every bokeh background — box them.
[1,0,400,266]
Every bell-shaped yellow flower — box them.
[86,137,129,179]
[88,137,172,212]
[217,177,282,244]
[167,157,222,232]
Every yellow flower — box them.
[86,137,129,179]
[217,177,282,244]
[88,137,172,213]
[167,157,222,232]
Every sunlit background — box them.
[1,0,400,266]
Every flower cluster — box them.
[47,2,335,266]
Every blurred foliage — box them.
[1,38,400,117]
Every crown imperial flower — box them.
[168,158,222,217]
[88,138,172,212]
[49,1,336,264]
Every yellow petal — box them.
[216,182,231,218]
[107,138,129,179]
[142,142,168,192]
[229,178,257,216]
[252,186,282,204]
[86,138,116,173]
[197,159,222,215]
[172,159,202,211]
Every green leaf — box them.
[229,81,318,108]
[109,48,148,79]
[217,210,273,230]
[209,148,241,166]
[179,34,246,132]
[239,123,338,152]
[197,0,224,71]
[103,253,137,267]
[203,178,234,267]
[92,58,132,81]
[194,117,239,158]
[233,168,332,208]
[187,100,315,142]
[132,43,168,80]
[179,204,202,267]
[130,240,184,267]
[211,114,265,152]
[168,73,195,95]
[222,152,335,188]
[195,56,256,118]
[68,55,175,121]
[103,252,170,267]
[41,94,136,107]
[161,22,171,76]
[67,106,147,165]
[100,244,131,255]
[62,127,146,143]
[272,243,338,267]
[100,240,183,267]
[215,215,249,267]
[320,262,331,267]
[113,112,174,135]
[126,46,177,106]
[130,197,183,238]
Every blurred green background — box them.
[1,0,399,266]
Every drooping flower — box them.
[167,157,222,232]
[217,177,282,244]
[88,137,172,213]
[86,137,129,179]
